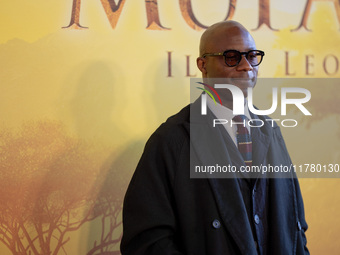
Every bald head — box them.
[196,21,260,108]
[199,21,254,56]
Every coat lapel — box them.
[187,98,258,254]
[250,112,271,168]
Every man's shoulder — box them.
[164,104,190,127]
[149,104,190,145]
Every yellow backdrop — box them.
[1,0,340,254]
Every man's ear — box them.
[197,57,207,75]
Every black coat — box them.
[121,99,309,255]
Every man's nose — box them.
[236,55,253,71]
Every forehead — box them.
[206,26,256,52]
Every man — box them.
[121,21,309,255]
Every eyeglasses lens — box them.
[224,51,240,66]
[224,50,262,67]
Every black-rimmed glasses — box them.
[202,50,265,67]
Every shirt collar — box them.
[207,96,252,121]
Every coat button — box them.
[254,214,260,224]
[297,220,302,231]
[212,219,221,229]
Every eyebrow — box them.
[222,49,257,52]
